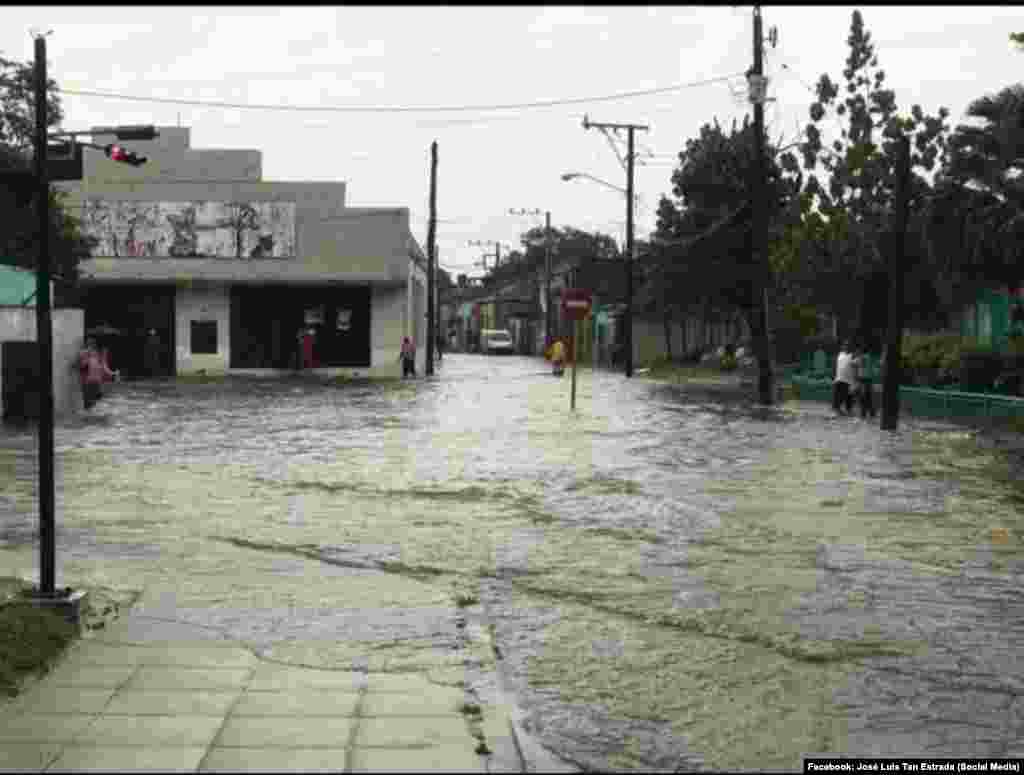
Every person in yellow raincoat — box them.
[550,338,566,376]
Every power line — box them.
[54,72,744,115]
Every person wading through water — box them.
[851,342,877,419]
[832,341,856,416]
[399,336,416,378]
[78,337,118,410]
[549,337,566,377]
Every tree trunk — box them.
[881,135,911,431]
[663,305,673,362]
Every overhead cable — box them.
[55,73,744,114]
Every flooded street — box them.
[2,354,1023,772]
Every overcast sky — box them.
[3,6,1022,277]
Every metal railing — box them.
[789,375,1024,422]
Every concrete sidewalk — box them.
[0,610,524,773]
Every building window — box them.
[191,320,218,354]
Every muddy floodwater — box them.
[2,354,1023,771]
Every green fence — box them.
[789,376,1024,422]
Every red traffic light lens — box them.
[104,143,146,166]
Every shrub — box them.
[959,340,1002,393]
[781,304,821,337]
[0,603,77,695]
[903,332,955,371]
[901,333,982,386]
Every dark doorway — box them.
[79,285,176,378]
[1,341,41,421]
[231,285,371,369]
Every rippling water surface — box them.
[2,355,1022,771]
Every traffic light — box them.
[104,144,147,166]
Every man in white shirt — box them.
[832,342,856,416]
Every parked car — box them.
[481,329,515,355]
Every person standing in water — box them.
[399,336,416,378]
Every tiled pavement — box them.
[0,616,524,773]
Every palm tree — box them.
[928,85,1024,298]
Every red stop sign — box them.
[561,288,592,321]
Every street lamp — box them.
[561,170,642,376]
[561,171,625,195]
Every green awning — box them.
[0,264,43,306]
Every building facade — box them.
[56,127,427,379]
[0,266,84,420]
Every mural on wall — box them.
[81,200,296,258]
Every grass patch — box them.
[454,592,480,608]
[459,700,483,718]
[0,581,78,697]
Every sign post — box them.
[571,319,579,410]
[561,289,592,412]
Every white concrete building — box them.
[57,127,428,378]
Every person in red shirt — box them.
[78,338,117,410]
[399,337,416,378]
[301,328,317,369]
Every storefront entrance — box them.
[79,285,177,378]
[230,285,371,369]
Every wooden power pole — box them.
[545,211,552,349]
[581,116,648,378]
[426,141,437,375]
[881,134,911,431]
[750,4,774,405]
[33,35,57,597]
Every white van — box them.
[481,329,515,355]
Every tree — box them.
[1,54,96,295]
[651,116,798,394]
[926,84,1024,302]
[0,54,63,152]
[792,9,950,346]
[1011,32,1024,50]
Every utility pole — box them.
[545,210,552,350]
[508,208,552,350]
[581,116,648,378]
[34,34,56,598]
[426,141,437,375]
[881,134,911,431]
[468,240,503,269]
[749,4,773,405]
